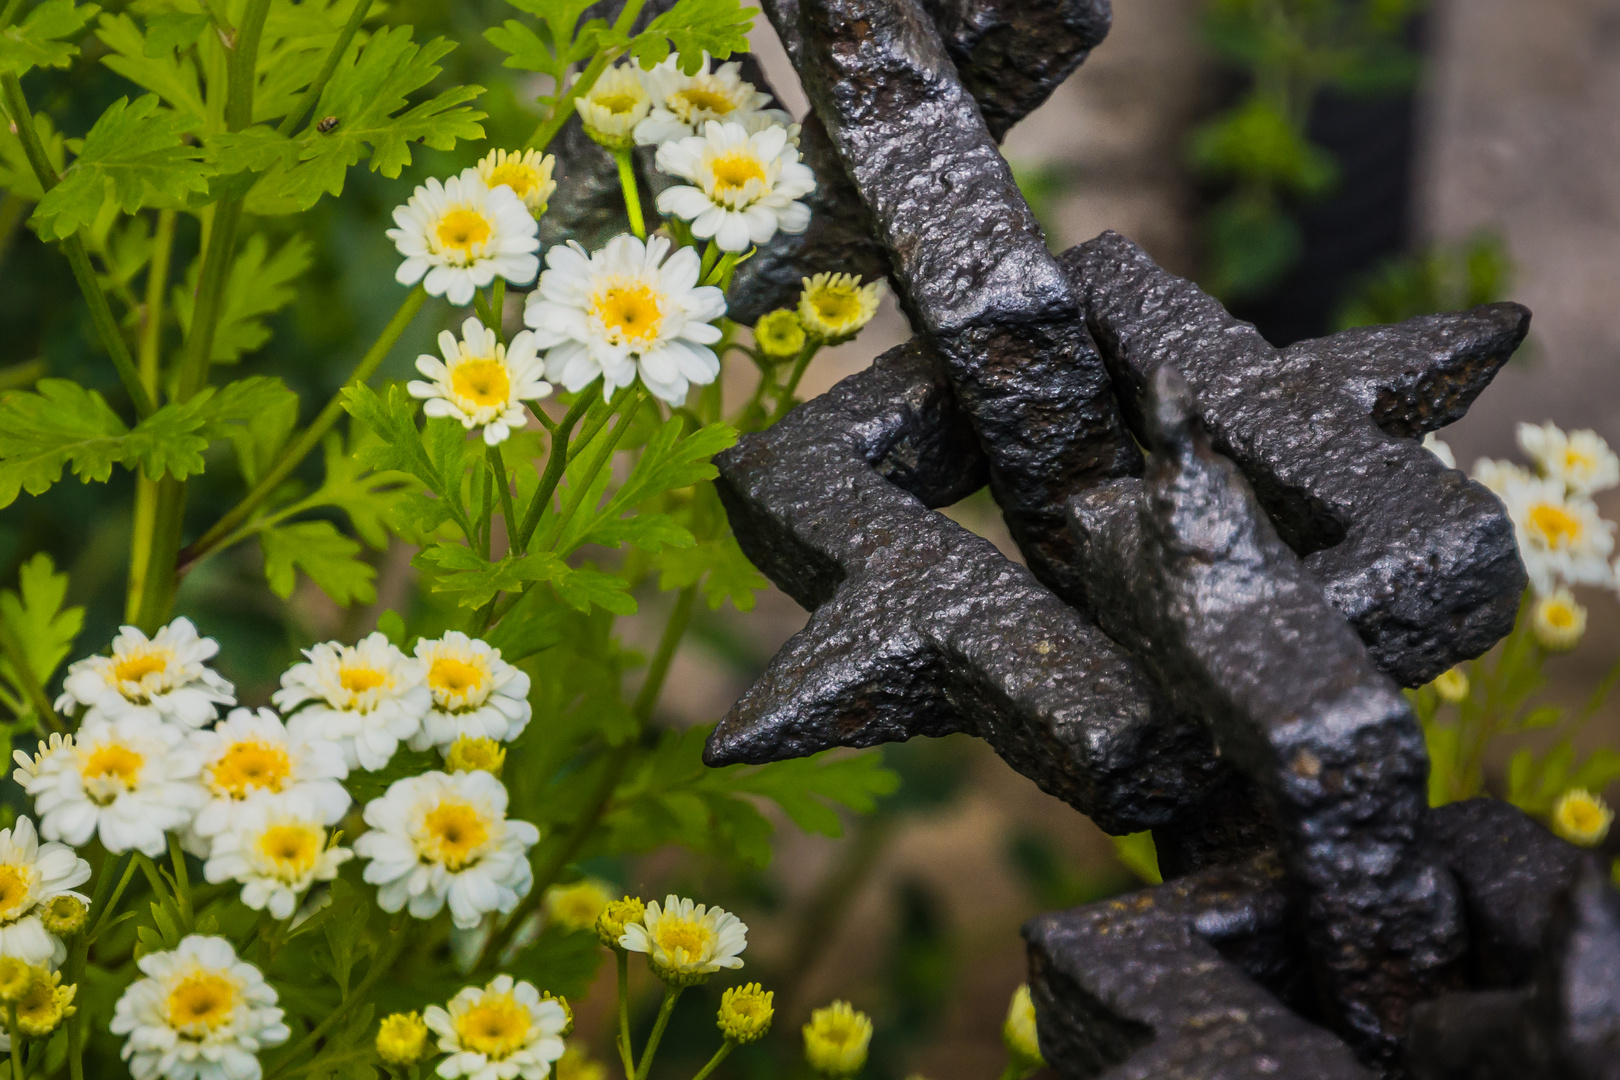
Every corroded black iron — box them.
[1068,233,1530,686]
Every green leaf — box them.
[250,28,485,213]
[205,126,299,175]
[261,520,376,606]
[505,926,604,1001]
[219,378,300,485]
[173,233,313,362]
[0,110,66,200]
[0,553,83,722]
[1112,831,1162,885]
[96,13,206,117]
[0,379,131,506]
[413,544,561,608]
[32,94,211,240]
[555,418,733,553]
[143,12,208,55]
[0,0,100,77]
[656,532,766,611]
[309,428,414,549]
[628,0,756,74]
[716,749,900,837]
[484,0,599,84]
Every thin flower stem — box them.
[769,340,821,423]
[514,390,598,552]
[9,1003,25,1080]
[0,73,156,418]
[492,279,507,340]
[698,240,721,282]
[634,985,684,1080]
[198,0,235,39]
[168,832,194,926]
[133,851,185,934]
[180,284,428,572]
[543,386,646,552]
[615,149,646,239]
[140,210,177,394]
[0,615,63,732]
[276,0,374,136]
[266,912,410,1080]
[632,585,696,722]
[688,1040,735,1080]
[616,950,636,1079]
[87,854,138,942]
[488,443,517,554]
[525,0,647,152]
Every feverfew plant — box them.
[0,0,900,1075]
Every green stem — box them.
[276,0,374,136]
[491,279,506,341]
[87,854,138,943]
[633,585,695,722]
[688,1041,734,1080]
[266,913,410,1080]
[175,197,244,399]
[128,209,178,622]
[634,985,684,1080]
[769,340,821,423]
[168,832,193,926]
[487,442,517,554]
[179,284,427,571]
[615,950,635,1079]
[133,851,185,935]
[0,359,43,393]
[198,0,235,40]
[134,477,186,633]
[614,149,645,239]
[0,615,62,732]
[0,0,23,30]
[544,386,645,552]
[0,73,156,418]
[698,239,720,282]
[524,0,647,152]
[515,388,606,551]
[9,1002,25,1080]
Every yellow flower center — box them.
[446,735,506,775]
[0,866,33,919]
[16,978,61,1031]
[673,84,737,118]
[210,741,291,799]
[594,90,643,116]
[487,161,539,197]
[258,824,322,880]
[1566,800,1603,831]
[451,359,513,409]
[82,743,143,793]
[709,150,765,194]
[653,915,714,961]
[420,802,489,870]
[340,665,388,694]
[1545,602,1576,628]
[810,288,862,329]
[455,993,531,1060]
[1564,448,1594,473]
[1527,502,1582,548]
[429,656,487,700]
[436,208,492,255]
[167,973,237,1032]
[592,283,663,346]
[113,651,169,684]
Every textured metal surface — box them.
[1065,232,1529,685]
[707,343,1225,835]
[1026,854,1377,1080]
[1069,372,1465,1063]
[781,0,1140,606]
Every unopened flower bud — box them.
[376,1011,431,1067]
[1531,588,1586,651]
[595,896,646,947]
[803,1000,872,1077]
[40,894,88,936]
[754,310,806,360]
[798,273,882,344]
[1430,667,1469,704]
[0,957,32,1003]
[444,735,506,777]
[718,982,773,1044]
[1552,788,1613,847]
[541,990,574,1037]
[15,968,73,1037]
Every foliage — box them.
[1333,231,1511,329]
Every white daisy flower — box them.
[203,794,353,920]
[1516,421,1620,497]
[0,815,91,968]
[110,934,289,1080]
[1472,456,1533,496]
[476,148,557,217]
[354,770,539,929]
[273,632,431,772]
[1497,473,1616,594]
[523,233,727,405]
[408,632,532,752]
[577,63,651,150]
[425,975,568,1080]
[387,170,541,307]
[654,121,815,252]
[1421,433,1455,470]
[408,317,553,447]
[188,707,350,849]
[54,617,234,729]
[619,894,747,985]
[13,716,205,857]
[634,55,792,146]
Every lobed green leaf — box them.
[0,0,100,78]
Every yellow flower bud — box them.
[718,982,774,1044]
[40,894,88,937]
[545,879,613,935]
[0,957,32,1004]
[1002,984,1044,1068]
[556,1045,608,1080]
[596,896,647,948]
[579,66,650,152]
[1551,788,1613,847]
[541,990,575,1038]
[754,309,807,360]
[376,1011,432,1067]
[14,968,74,1038]
[444,735,507,777]
[1430,667,1469,704]
[798,273,882,344]
[803,1000,872,1077]
[1531,588,1586,651]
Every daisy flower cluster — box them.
[6,617,547,1078]
[1449,420,1620,649]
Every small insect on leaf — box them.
[316,116,339,133]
